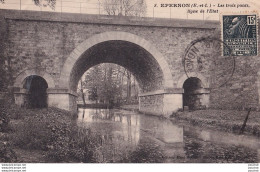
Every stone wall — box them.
[1,10,217,89]
[139,94,164,115]
[1,9,260,113]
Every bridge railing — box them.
[0,0,217,20]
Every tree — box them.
[126,70,131,101]
[79,79,86,106]
[84,65,103,103]
[0,0,56,9]
[81,63,139,106]
[101,0,147,17]
[33,0,56,10]
[0,56,7,92]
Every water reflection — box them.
[76,108,259,163]
[77,109,141,146]
[77,108,185,162]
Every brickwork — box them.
[1,9,260,114]
[1,10,217,91]
[139,94,164,115]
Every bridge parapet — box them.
[0,9,219,29]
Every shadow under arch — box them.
[13,69,55,108]
[14,69,55,88]
[59,31,174,92]
[176,73,209,89]
[22,75,48,108]
[179,74,210,110]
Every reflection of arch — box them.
[14,69,55,88]
[177,73,209,88]
[59,31,174,91]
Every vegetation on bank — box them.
[0,96,164,163]
[171,109,260,137]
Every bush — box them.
[125,142,164,163]
[10,115,53,150]
[0,100,10,132]
[0,141,17,163]
[47,124,103,162]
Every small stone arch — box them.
[178,73,210,110]
[176,72,209,88]
[14,69,55,88]
[59,31,174,90]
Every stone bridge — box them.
[0,9,259,116]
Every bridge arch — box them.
[56,31,180,116]
[14,69,55,88]
[176,73,209,88]
[59,31,174,92]
[177,73,210,110]
[13,69,55,108]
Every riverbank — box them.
[0,98,111,163]
[171,110,260,138]
[119,104,139,112]
[119,105,260,138]
[0,103,77,163]
[1,101,259,163]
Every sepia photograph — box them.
[0,0,259,171]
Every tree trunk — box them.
[127,70,131,102]
[80,79,86,106]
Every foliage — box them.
[184,133,258,163]
[128,142,164,163]
[7,106,103,162]
[173,110,260,137]
[67,128,103,162]
[0,104,9,132]
[0,97,11,132]
[33,0,56,9]
[84,64,127,105]
[10,108,71,151]
[0,0,56,9]
[84,65,103,102]
[81,63,139,106]
[102,0,147,17]
[0,141,17,163]
[0,54,8,92]
[0,96,17,163]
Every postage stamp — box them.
[221,14,258,56]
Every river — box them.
[77,108,259,163]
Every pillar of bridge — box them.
[47,88,78,113]
[13,87,29,108]
[139,88,183,117]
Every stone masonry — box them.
[0,9,259,116]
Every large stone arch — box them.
[59,31,174,90]
[53,31,183,116]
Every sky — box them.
[0,0,259,20]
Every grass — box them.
[172,109,260,137]
[1,98,162,163]
[0,95,104,163]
